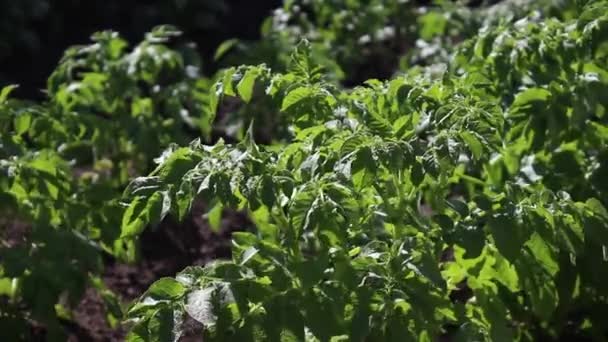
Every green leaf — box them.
[121,191,170,238]
[460,131,483,160]
[586,198,608,219]
[289,188,319,234]
[151,147,200,184]
[185,283,234,327]
[411,160,424,186]
[455,224,486,259]
[476,289,514,342]
[126,319,149,342]
[214,39,238,61]
[207,201,223,233]
[148,307,175,342]
[487,214,528,262]
[351,147,376,189]
[221,67,237,97]
[492,254,519,292]
[281,87,313,111]
[258,175,275,208]
[237,68,260,103]
[147,277,186,300]
[175,180,194,221]
[446,198,469,218]
[510,88,551,115]
[518,257,558,321]
[209,81,221,115]
[121,196,150,238]
[0,278,14,297]
[13,113,32,135]
[525,233,559,276]
[0,85,17,103]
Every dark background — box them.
[0,0,282,100]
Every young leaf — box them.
[236,68,260,103]
[281,87,313,111]
[147,278,187,300]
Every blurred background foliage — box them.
[0,0,281,99]
[1,0,574,100]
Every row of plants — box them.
[0,0,444,338]
[0,25,217,340]
[1,0,606,340]
[0,0,270,98]
[122,0,608,340]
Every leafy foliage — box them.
[218,0,418,83]
[122,1,608,340]
[0,26,214,340]
[2,0,608,340]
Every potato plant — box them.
[121,1,608,341]
[0,26,214,340]
[1,0,607,341]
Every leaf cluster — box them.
[124,1,608,340]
